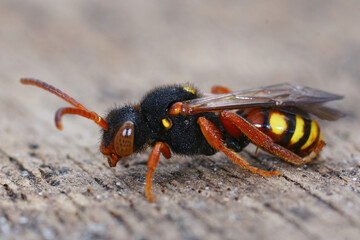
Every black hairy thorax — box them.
[140,86,249,155]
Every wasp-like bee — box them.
[21,79,343,202]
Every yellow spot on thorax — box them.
[183,86,196,95]
[290,115,305,145]
[162,118,172,129]
[301,120,319,150]
[269,112,287,135]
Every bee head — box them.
[100,106,149,167]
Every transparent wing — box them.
[183,83,344,120]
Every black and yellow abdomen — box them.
[241,108,322,157]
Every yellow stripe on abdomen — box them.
[301,120,319,150]
[269,112,287,135]
[290,115,305,145]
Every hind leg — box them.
[221,111,323,165]
[197,116,280,176]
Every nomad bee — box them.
[21,78,343,202]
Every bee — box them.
[20,78,343,202]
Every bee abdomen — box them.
[242,108,322,157]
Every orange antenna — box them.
[20,78,108,130]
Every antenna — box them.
[20,78,108,130]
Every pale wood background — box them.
[0,1,359,239]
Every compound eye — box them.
[114,121,135,157]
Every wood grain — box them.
[0,1,359,239]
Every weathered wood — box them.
[0,1,359,240]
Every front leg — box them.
[145,142,171,202]
[197,117,280,176]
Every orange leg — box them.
[197,117,280,176]
[221,111,316,165]
[145,142,171,202]
[211,86,232,94]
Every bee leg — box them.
[221,111,313,165]
[145,142,171,202]
[197,117,280,176]
[211,86,232,94]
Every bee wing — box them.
[296,105,345,121]
[271,105,345,121]
[183,83,344,120]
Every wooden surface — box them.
[1,1,360,239]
